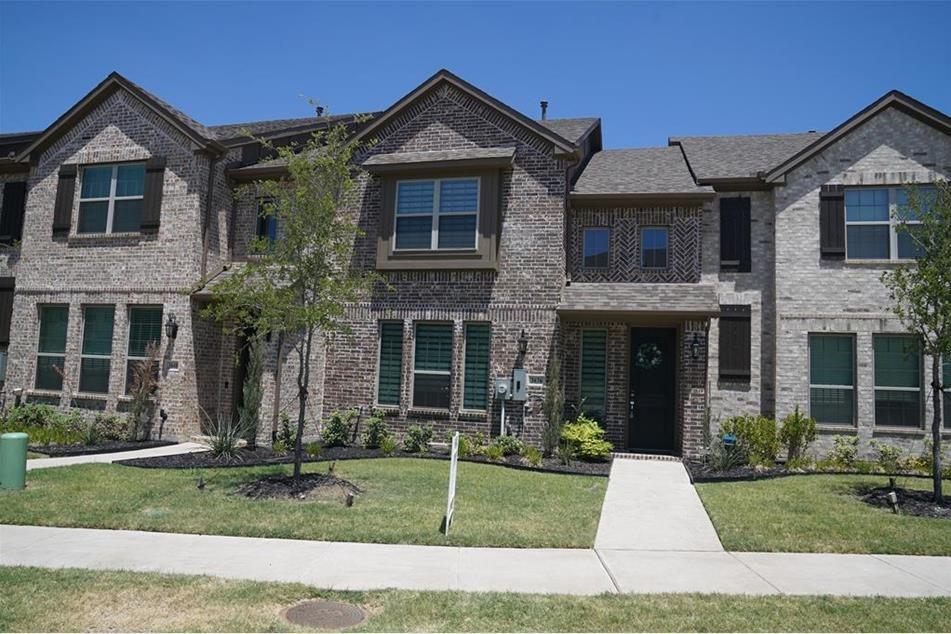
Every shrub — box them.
[277,412,295,449]
[80,419,101,446]
[93,414,128,441]
[779,407,817,462]
[485,443,504,462]
[380,436,397,455]
[785,456,814,471]
[560,415,613,461]
[456,434,472,457]
[466,432,487,456]
[321,409,355,448]
[720,414,779,466]
[869,440,904,473]
[827,435,859,468]
[522,445,542,467]
[272,440,287,455]
[402,425,433,453]
[6,404,61,429]
[707,435,744,471]
[556,440,576,466]
[493,434,524,456]
[361,409,390,449]
[305,441,321,458]
[205,414,247,460]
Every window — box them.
[376,322,403,406]
[126,306,162,393]
[395,178,479,251]
[718,305,751,381]
[720,197,751,271]
[583,228,610,268]
[641,227,669,269]
[79,306,115,394]
[413,323,452,409]
[36,305,68,390]
[463,323,491,411]
[78,164,146,234]
[256,212,277,246]
[809,334,855,425]
[845,186,935,260]
[874,335,921,427]
[580,329,606,421]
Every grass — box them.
[2,566,950,632]
[0,458,605,548]
[696,474,951,555]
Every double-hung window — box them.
[583,228,610,268]
[79,306,115,394]
[809,334,855,425]
[78,164,146,234]
[36,305,68,390]
[641,227,669,269]
[413,323,452,409]
[845,186,934,260]
[463,323,491,411]
[126,306,163,393]
[580,329,607,421]
[874,335,921,427]
[395,178,479,251]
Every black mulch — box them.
[684,460,788,483]
[237,472,363,501]
[858,485,951,519]
[28,439,177,458]
[115,444,612,476]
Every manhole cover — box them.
[282,599,366,629]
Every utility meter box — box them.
[510,368,528,401]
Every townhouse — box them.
[0,70,947,457]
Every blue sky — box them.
[2,1,949,148]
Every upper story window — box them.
[583,228,610,268]
[719,197,751,272]
[845,186,934,260]
[395,178,479,251]
[256,213,277,246]
[78,164,146,234]
[641,227,669,269]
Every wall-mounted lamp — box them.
[690,333,701,360]
[517,329,529,356]
[165,314,179,340]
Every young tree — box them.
[882,180,951,502]
[237,333,266,449]
[203,118,378,483]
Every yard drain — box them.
[282,599,366,630]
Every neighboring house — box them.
[0,69,948,458]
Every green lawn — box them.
[2,566,949,632]
[696,474,951,555]
[0,458,605,548]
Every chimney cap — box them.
[540,100,549,120]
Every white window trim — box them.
[393,177,480,252]
[461,321,491,413]
[807,333,856,426]
[410,321,453,410]
[582,227,610,269]
[844,187,923,261]
[79,305,114,394]
[78,164,145,234]
[640,226,670,270]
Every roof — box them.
[669,132,824,182]
[208,112,377,142]
[571,147,713,199]
[536,118,599,145]
[363,147,515,172]
[558,283,719,316]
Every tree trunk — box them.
[293,329,315,484]
[932,356,944,503]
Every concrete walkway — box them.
[27,442,207,471]
[2,524,951,597]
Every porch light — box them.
[517,329,529,355]
[691,333,701,360]
[165,314,179,340]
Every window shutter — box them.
[0,181,26,242]
[718,305,751,381]
[0,278,14,345]
[52,164,77,236]
[720,197,751,272]
[580,329,607,421]
[377,322,403,405]
[141,157,167,231]
[820,185,845,259]
[463,323,491,410]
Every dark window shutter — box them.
[0,181,26,242]
[719,305,751,381]
[720,197,751,272]
[141,157,167,231]
[52,164,77,236]
[0,279,13,345]
[820,185,845,259]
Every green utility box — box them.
[0,432,28,490]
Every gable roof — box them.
[571,147,713,203]
[352,69,579,157]
[16,72,226,163]
[764,90,951,183]
[670,131,824,183]
[537,118,600,146]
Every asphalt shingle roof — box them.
[559,283,719,315]
[536,118,599,145]
[670,132,824,181]
[572,147,712,195]
[363,147,515,167]
[208,113,375,141]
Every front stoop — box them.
[612,451,681,462]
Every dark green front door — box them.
[629,327,677,453]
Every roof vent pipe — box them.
[540,100,548,120]
[316,106,325,117]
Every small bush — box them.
[485,443,504,461]
[560,415,613,461]
[707,435,744,471]
[720,414,779,466]
[6,403,60,429]
[785,456,814,471]
[522,446,542,467]
[827,435,859,468]
[466,432,487,456]
[380,436,397,455]
[456,434,472,457]
[277,412,295,448]
[779,407,816,462]
[321,409,355,448]
[93,414,128,441]
[556,440,576,466]
[361,409,390,449]
[402,425,433,453]
[272,440,287,455]
[305,441,321,458]
[869,440,904,473]
[80,420,101,446]
[493,434,524,456]
[205,415,247,460]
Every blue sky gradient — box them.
[2,1,949,148]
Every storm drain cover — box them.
[282,599,366,629]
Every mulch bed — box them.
[28,439,176,458]
[858,484,951,519]
[684,460,789,483]
[237,472,363,502]
[115,444,612,476]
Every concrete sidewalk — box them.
[27,442,207,471]
[2,524,950,597]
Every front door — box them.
[628,327,677,453]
